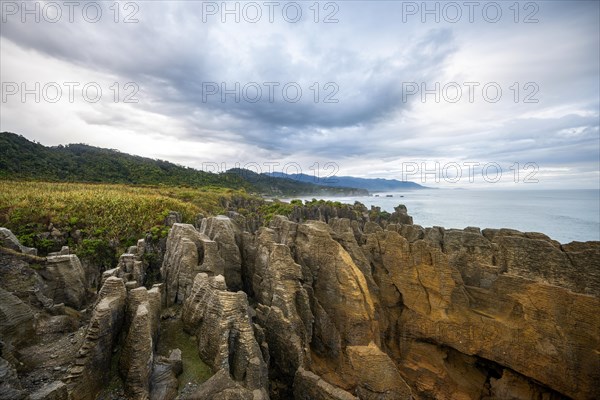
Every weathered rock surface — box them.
[189,369,262,400]
[0,227,37,255]
[200,216,243,291]
[47,246,70,257]
[29,380,68,400]
[162,223,225,305]
[66,277,126,400]
[39,255,87,309]
[182,273,269,398]
[121,303,153,399]
[120,285,163,399]
[367,226,600,399]
[251,228,313,383]
[150,349,181,400]
[101,240,153,290]
[345,343,412,399]
[293,221,410,396]
[293,368,356,400]
[0,287,35,353]
[296,221,378,351]
[0,356,26,399]
[3,207,599,400]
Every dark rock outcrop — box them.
[66,277,126,400]
[0,356,26,400]
[0,287,35,355]
[150,349,182,400]
[39,255,87,309]
[0,227,37,255]
[29,381,68,400]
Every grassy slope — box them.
[0,180,386,274]
[0,180,255,260]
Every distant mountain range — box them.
[0,132,367,196]
[268,172,426,192]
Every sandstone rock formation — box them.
[101,239,150,289]
[251,227,313,383]
[265,219,412,399]
[293,368,357,400]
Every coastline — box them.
[282,188,600,244]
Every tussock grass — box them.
[0,180,253,256]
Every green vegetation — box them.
[157,316,213,392]
[0,132,368,196]
[0,180,255,260]
[0,132,243,188]
[257,198,367,223]
[258,200,298,223]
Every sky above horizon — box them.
[1,1,599,189]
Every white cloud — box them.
[1,0,598,189]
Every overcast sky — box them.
[1,1,598,188]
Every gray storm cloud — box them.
[0,0,598,188]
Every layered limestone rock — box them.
[199,216,243,291]
[0,356,26,400]
[365,226,600,399]
[121,303,153,399]
[150,349,182,400]
[487,229,600,295]
[39,255,87,309]
[29,381,68,400]
[117,253,146,287]
[66,277,127,400]
[0,227,37,255]
[251,228,313,382]
[3,207,598,400]
[295,221,378,352]
[189,369,264,400]
[161,223,225,305]
[392,224,600,297]
[120,286,162,399]
[101,239,151,289]
[293,368,356,400]
[0,287,35,355]
[182,273,269,398]
[259,218,412,398]
[345,343,413,400]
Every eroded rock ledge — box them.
[0,205,598,400]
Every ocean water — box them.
[292,189,600,244]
